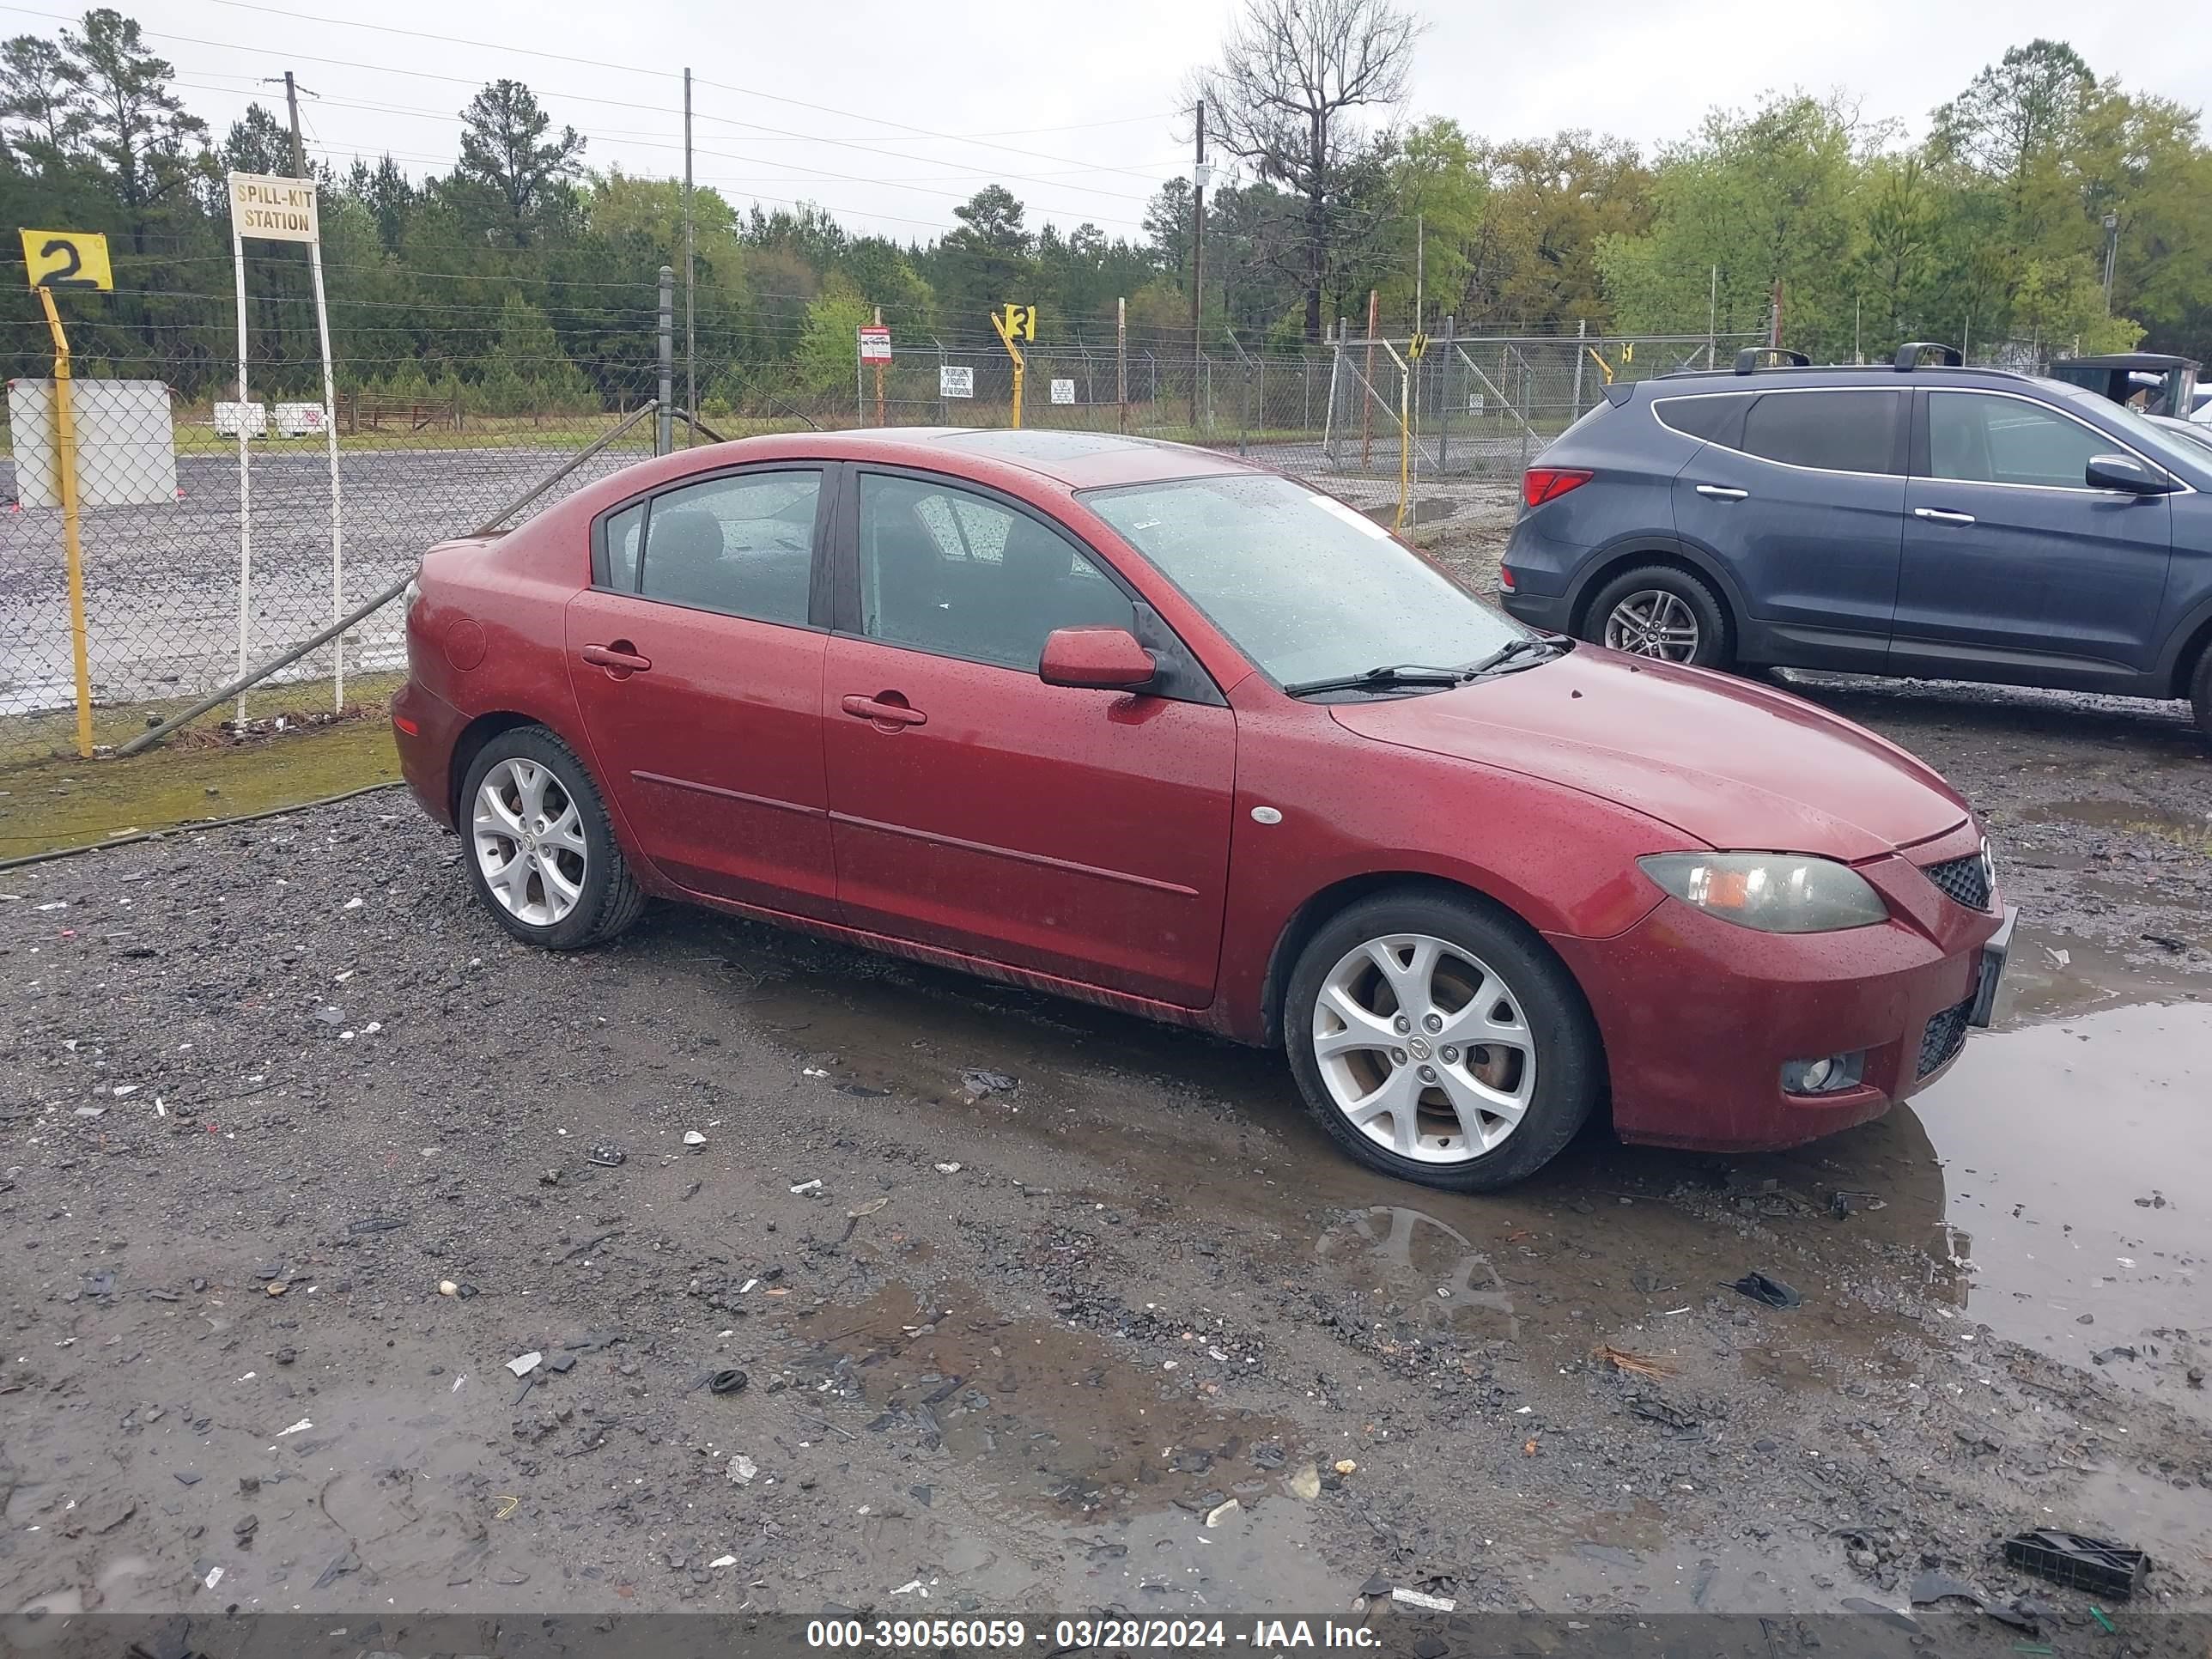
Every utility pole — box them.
[684,67,696,444]
[283,71,306,176]
[2102,212,2119,310]
[1190,98,1206,430]
[657,265,674,456]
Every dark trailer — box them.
[2048,351,2200,419]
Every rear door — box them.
[1893,389,2175,684]
[563,463,841,919]
[1666,386,1905,668]
[818,467,1237,1007]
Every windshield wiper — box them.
[1283,663,1468,696]
[1458,636,1561,678]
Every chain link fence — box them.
[1,264,1760,767]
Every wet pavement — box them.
[2,651,2210,1634]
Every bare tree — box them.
[1192,0,1421,340]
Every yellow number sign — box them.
[1407,331,1429,361]
[999,303,1038,342]
[21,228,113,291]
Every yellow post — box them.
[38,286,94,758]
[1394,362,1411,532]
[990,309,1026,430]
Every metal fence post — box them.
[1438,313,1454,471]
[1571,319,1585,424]
[656,265,674,455]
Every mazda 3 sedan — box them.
[392,428,2013,1190]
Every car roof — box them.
[792,427,1259,489]
[2052,352,2200,371]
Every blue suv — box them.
[1498,344,2212,741]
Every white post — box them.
[307,239,343,709]
[232,228,252,732]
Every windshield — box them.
[1083,473,1528,689]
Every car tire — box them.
[1582,564,1734,670]
[2192,643,2212,747]
[458,726,646,951]
[1284,887,1602,1192]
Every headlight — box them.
[1638,853,1888,933]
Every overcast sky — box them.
[57,0,2212,243]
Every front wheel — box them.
[459,726,646,950]
[1284,890,1601,1191]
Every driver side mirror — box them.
[1039,626,1157,690]
[2085,453,2178,495]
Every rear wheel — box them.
[1583,563,1734,670]
[459,726,645,950]
[1284,890,1601,1191]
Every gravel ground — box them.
[3,526,2210,1644]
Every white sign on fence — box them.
[275,401,328,438]
[227,173,320,243]
[8,379,178,507]
[214,400,268,438]
[940,365,975,398]
[858,324,891,364]
[1049,378,1075,405]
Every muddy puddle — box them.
[775,1282,1352,1607]
[2023,797,2212,846]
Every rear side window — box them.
[637,469,822,625]
[1741,391,1900,474]
[602,501,645,591]
[1654,393,1752,447]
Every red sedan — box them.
[392,428,2014,1190]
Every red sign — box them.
[858,325,892,364]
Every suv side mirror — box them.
[1039,626,1156,690]
[2085,453,2177,495]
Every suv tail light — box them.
[1522,467,1593,508]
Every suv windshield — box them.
[1084,473,1529,690]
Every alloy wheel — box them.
[1310,933,1538,1164]
[472,757,588,927]
[1602,589,1699,661]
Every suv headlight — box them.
[1638,853,1888,933]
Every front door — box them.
[1893,389,2175,684]
[1668,386,1905,668]
[820,468,1237,1007]
[564,464,840,919]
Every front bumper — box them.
[1547,852,2010,1152]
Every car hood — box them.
[1329,649,1969,861]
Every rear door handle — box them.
[841,694,927,728]
[580,641,652,672]
[1694,483,1749,501]
[1913,507,1978,526]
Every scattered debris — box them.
[346,1215,404,1235]
[708,1553,738,1569]
[934,1162,961,1174]
[1726,1271,1802,1309]
[1334,1458,1357,1475]
[439,1280,459,1297]
[789,1179,822,1195]
[588,1143,627,1166]
[1830,1188,1886,1217]
[273,1419,312,1437]
[1205,1498,1240,1527]
[728,1454,758,1485]
[1391,1587,1455,1612]
[682,1130,706,1148]
[202,1566,223,1592]
[1594,1344,1677,1378]
[506,1352,543,1377]
[493,1495,520,1520]
[1288,1462,1321,1501]
[848,1195,890,1218]
[312,1550,360,1589]
[709,1369,749,1395]
[2002,1530,2149,1601]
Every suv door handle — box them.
[580,641,652,673]
[841,693,927,729]
[1694,484,1749,501]
[1913,507,1978,526]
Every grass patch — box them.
[0,679,405,860]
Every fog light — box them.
[1781,1051,1865,1096]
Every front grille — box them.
[1917,999,1972,1079]
[1923,850,1993,911]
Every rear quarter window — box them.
[1653,393,1752,447]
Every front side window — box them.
[1084,473,1526,689]
[636,469,821,623]
[1925,393,2112,489]
[1740,391,1900,474]
[856,472,1134,670]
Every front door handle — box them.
[1694,483,1749,501]
[580,641,652,673]
[841,693,927,729]
[1913,507,1978,526]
